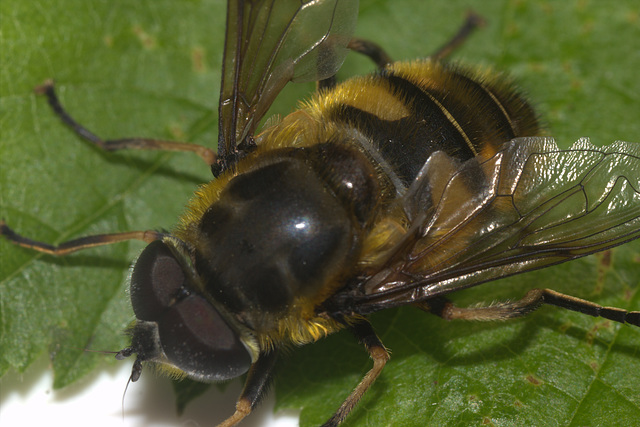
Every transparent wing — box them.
[218,0,358,167]
[333,138,640,314]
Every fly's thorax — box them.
[189,144,380,332]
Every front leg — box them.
[217,350,278,427]
[35,81,217,167]
[322,318,390,427]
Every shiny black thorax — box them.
[190,143,379,330]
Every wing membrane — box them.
[336,138,640,313]
[218,0,358,167]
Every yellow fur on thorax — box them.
[259,308,346,350]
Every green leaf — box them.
[1,0,638,426]
[1,0,225,388]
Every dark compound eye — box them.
[130,240,187,321]
[130,241,252,381]
[158,294,252,381]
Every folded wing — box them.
[218,0,358,167]
[334,138,640,314]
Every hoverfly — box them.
[1,0,639,426]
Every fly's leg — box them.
[0,221,164,255]
[419,290,639,326]
[2,79,211,254]
[317,38,393,91]
[217,351,278,427]
[321,319,390,427]
[347,38,393,68]
[318,11,484,91]
[430,11,485,60]
[216,319,388,427]
[35,80,217,166]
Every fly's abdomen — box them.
[314,60,541,189]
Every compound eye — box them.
[158,294,252,381]
[131,240,186,321]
